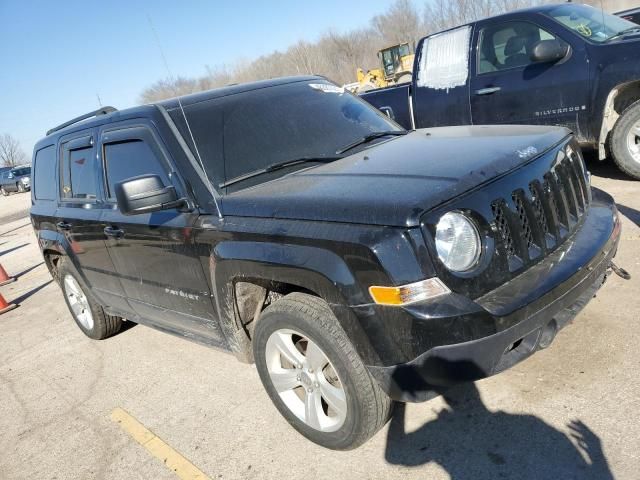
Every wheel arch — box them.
[210,240,378,366]
[598,80,640,159]
[37,229,91,287]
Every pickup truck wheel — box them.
[58,258,122,340]
[611,100,640,179]
[253,292,392,450]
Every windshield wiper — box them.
[219,156,343,189]
[607,27,640,41]
[335,130,408,155]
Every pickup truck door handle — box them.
[56,221,72,231]
[104,226,125,239]
[474,87,502,96]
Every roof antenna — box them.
[96,93,103,107]
[146,14,223,220]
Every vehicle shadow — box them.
[384,375,613,479]
[11,280,53,305]
[0,243,28,257]
[14,262,44,279]
[616,203,640,228]
[583,152,636,181]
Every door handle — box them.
[56,221,72,231]
[474,87,502,96]
[104,226,125,239]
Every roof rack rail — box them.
[46,106,118,136]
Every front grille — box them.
[490,148,590,271]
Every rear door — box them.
[98,121,222,342]
[469,17,590,136]
[55,129,129,312]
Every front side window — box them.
[478,22,559,74]
[103,140,169,199]
[545,4,637,43]
[61,145,96,200]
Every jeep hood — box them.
[221,125,570,227]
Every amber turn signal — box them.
[369,278,450,306]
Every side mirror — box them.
[114,174,185,216]
[530,39,569,64]
[7,173,13,179]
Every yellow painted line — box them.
[111,407,211,480]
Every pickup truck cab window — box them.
[478,21,559,74]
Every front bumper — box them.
[366,188,621,402]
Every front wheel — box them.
[253,293,392,450]
[611,100,640,179]
[17,182,24,193]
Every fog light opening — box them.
[506,338,523,354]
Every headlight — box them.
[435,212,481,272]
[21,177,29,184]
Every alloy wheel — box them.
[63,274,94,330]
[265,328,347,432]
[626,119,640,164]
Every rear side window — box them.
[103,140,169,199]
[61,139,97,200]
[33,145,56,200]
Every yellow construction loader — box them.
[349,43,415,93]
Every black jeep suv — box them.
[31,76,622,449]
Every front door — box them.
[98,123,224,344]
[470,18,590,138]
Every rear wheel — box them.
[253,293,392,450]
[58,257,122,339]
[611,100,640,179]
[0,187,8,196]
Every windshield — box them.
[170,80,402,191]
[546,4,638,43]
[11,167,30,176]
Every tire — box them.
[611,100,640,179]
[0,187,7,196]
[253,292,392,450]
[57,257,122,340]
[17,182,24,193]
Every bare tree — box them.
[372,0,424,46]
[138,0,558,102]
[0,134,28,167]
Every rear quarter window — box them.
[33,145,56,200]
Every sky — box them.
[0,0,395,156]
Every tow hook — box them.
[610,261,631,280]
